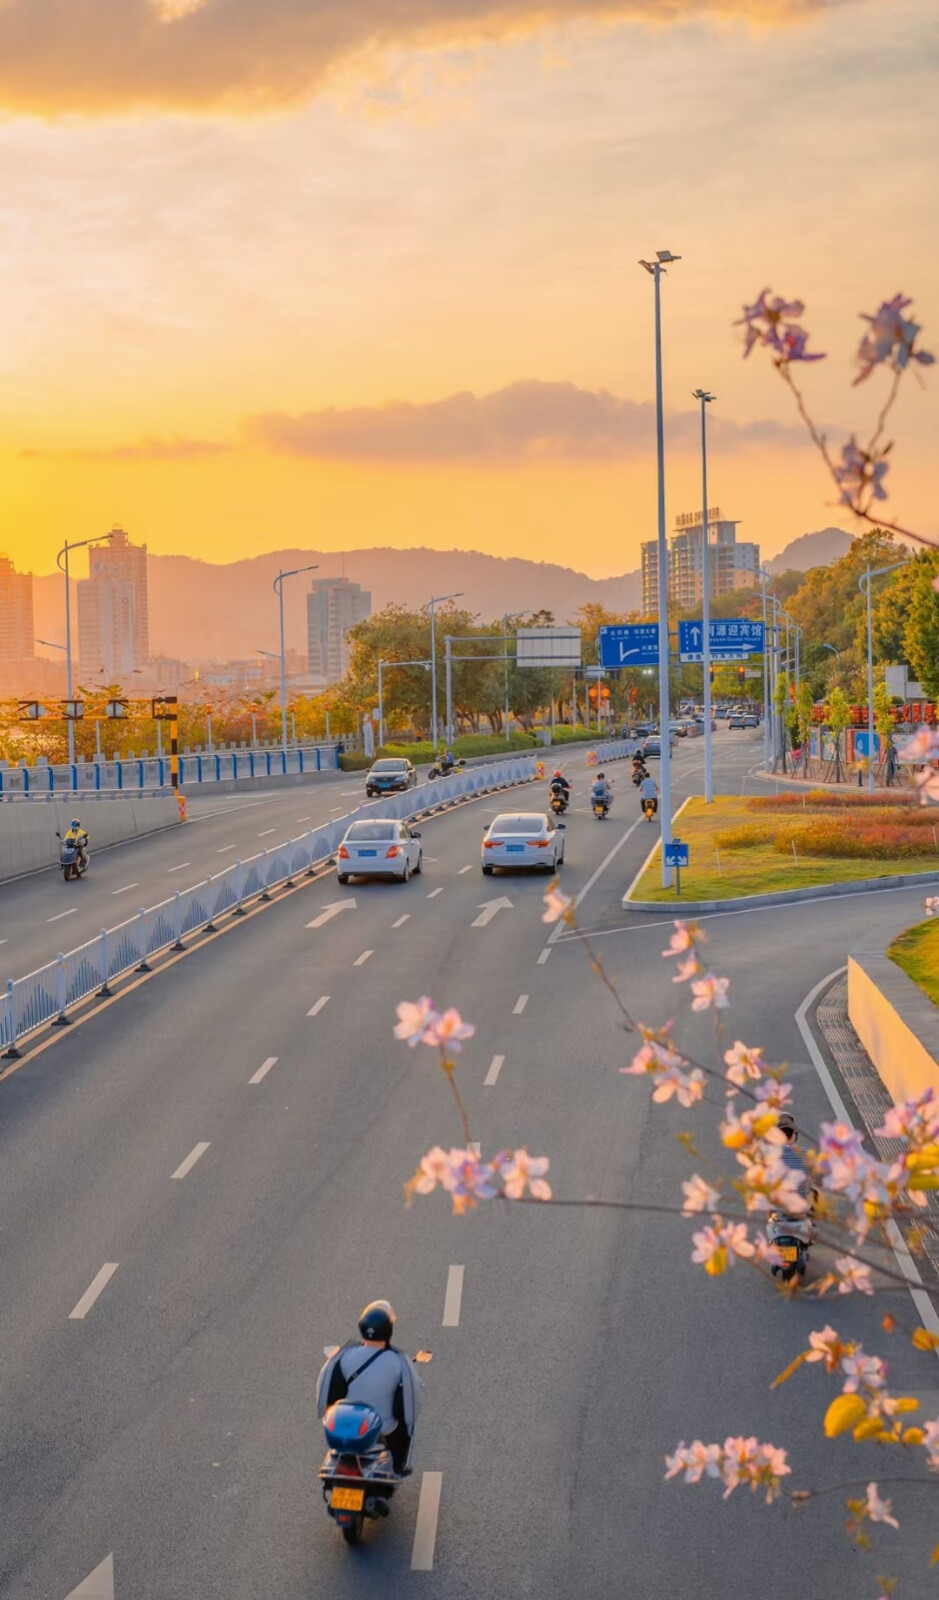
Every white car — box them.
[337,819,423,883]
[481,812,565,875]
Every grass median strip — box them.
[889,918,939,1006]
[629,792,939,903]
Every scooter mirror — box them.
[323,1344,340,1358]
[413,1350,433,1363]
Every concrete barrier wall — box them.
[847,946,939,1105]
[0,796,181,883]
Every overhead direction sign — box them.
[515,626,581,669]
[678,618,764,663]
[598,623,660,668]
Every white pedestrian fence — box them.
[1,743,633,1057]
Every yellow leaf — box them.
[893,1396,919,1412]
[705,1247,728,1277]
[931,1541,939,1566]
[902,1427,925,1446]
[771,1350,809,1390]
[905,1146,939,1170]
[853,1416,886,1441]
[824,1394,867,1438]
[912,1326,939,1351]
[907,1173,939,1191]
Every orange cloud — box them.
[0,0,845,113]
[20,437,228,463]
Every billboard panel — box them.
[515,626,582,668]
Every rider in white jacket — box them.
[316,1300,422,1474]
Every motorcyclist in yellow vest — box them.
[63,818,89,867]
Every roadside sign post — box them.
[664,838,689,896]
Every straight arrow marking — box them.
[65,1552,114,1598]
[471,896,513,928]
[306,899,356,929]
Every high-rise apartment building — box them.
[0,554,34,660]
[641,510,760,613]
[306,577,371,685]
[77,526,150,678]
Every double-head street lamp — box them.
[56,532,114,764]
[859,559,906,794]
[692,388,716,804]
[426,592,463,750]
[272,565,318,751]
[640,250,681,886]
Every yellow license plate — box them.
[331,1487,364,1512]
[778,1245,799,1263]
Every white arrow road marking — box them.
[471,896,513,928]
[307,996,330,1016]
[411,1473,443,1570]
[484,1054,504,1087]
[69,1264,118,1321]
[171,1142,210,1181]
[442,1265,464,1327]
[306,899,356,929]
[65,1552,114,1598]
[249,1057,278,1085]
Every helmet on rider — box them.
[552,769,562,778]
[777,1112,796,1140]
[358,1299,396,1343]
[596,772,605,780]
[71,818,81,829]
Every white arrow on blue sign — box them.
[665,839,689,868]
[678,619,764,663]
[598,623,661,669]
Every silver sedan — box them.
[337,819,423,883]
[481,812,565,875]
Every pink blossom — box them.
[447,1151,499,1213]
[410,1146,459,1196]
[499,1149,552,1201]
[431,1007,475,1052]
[724,1040,764,1089]
[924,896,939,917]
[691,1221,754,1274]
[895,726,939,763]
[672,954,700,983]
[542,882,573,924]
[854,294,934,385]
[833,435,889,506]
[864,1482,899,1530]
[651,1063,705,1107]
[842,1352,887,1393]
[690,973,730,1012]
[753,1234,782,1267]
[664,1441,721,1483]
[834,1256,874,1295]
[913,766,939,805]
[663,920,703,957]
[681,1174,721,1215]
[394,996,440,1047]
[875,1086,939,1145]
[806,1326,845,1370]
[734,290,824,363]
[923,1419,939,1470]
[738,1154,810,1215]
[754,1079,793,1112]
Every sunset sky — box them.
[1,0,937,587]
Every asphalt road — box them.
[2,729,933,1599]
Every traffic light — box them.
[709,666,715,684]
[737,666,746,686]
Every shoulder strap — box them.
[345,1346,387,1385]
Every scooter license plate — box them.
[778,1245,799,1263]
[331,1487,364,1511]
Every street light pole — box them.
[758,570,771,770]
[56,532,114,765]
[859,559,906,794]
[693,389,715,803]
[426,592,463,750]
[641,250,681,886]
[272,564,318,751]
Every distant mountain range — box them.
[32,527,854,662]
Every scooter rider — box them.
[590,771,613,813]
[63,816,89,868]
[317,1300,422,1475]
[631,753,648,787]
[639,772,659,816]
[549,769,571,806]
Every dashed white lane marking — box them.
[341,788,361,795]
[258,828,276,837]
[442,1265,465,1327]
[167,861,191,873]
[484,1054,504,1087]
[512,994,529,1015]
[427,887,444,899]
[458,865,473,874]
[411,1471,443,1570]
[250,1056,278,1085]
[111,883,139,895]
[171,1142,210,1181]
[307,996,330,1016]
[48,908,76,922]
[537,948,551,965]
[354,950,373,966]
[69,1263,119,1320]
[330,806,344,812]
[216,844,236,853]
[392,914,410,928]
[296,815,311,822]
[64,1550,114,1597]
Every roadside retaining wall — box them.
[847,918,939,1104]
[0,795,181,884]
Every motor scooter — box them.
[56,831,89,881]
[319,1350,431,1545]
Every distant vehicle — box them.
[337,819,423,883]
[643,736,661,757]
[365,758,417,798]
[729,714,747,730]
[633,723,653,739]
[743,713,760,729]
[482,812,565,874]
[669,720,688,738]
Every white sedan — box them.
[337,819,423,883]
[481,812,565,875]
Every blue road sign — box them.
[598,623,661,668]
[665,839,689,868]
[853,730,881,759]
[678,618,764,662]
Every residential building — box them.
[641,510,760,613]
[0,553,34,660]
[77,526,150,677]
[307,577,371,685]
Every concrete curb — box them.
[752,768,906,797]
[624,867,939,915]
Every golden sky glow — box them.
[1,0,937,582]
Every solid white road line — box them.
[111,883,139,895]
[392,914,410,928]
[458,865,473,874]
[259,828,276,837]
[249,1056,278,1085]
[69,1263,119,1321]
[48,908,77,922]
[167,861,191,873]
[537,948,551,965]
[484,1054,504,1087]
[354,950,373,966]
[427,887,444,899]
[512,994,529,1015]
[547,815,643,945]
[411,1471,443,1570]
[171,1141,210,1181]
[307,996,330,1016]
[442,1265,465,1327]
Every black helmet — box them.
[596,772,605,780]
[358,1299,396,1342]
[777,1113,796,1139]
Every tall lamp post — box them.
[859,559,906,794]
[693,389,716,803]
[272,565,317,750]
[426,592,463,750]
[640,249,681,886]
[56,532,114,765]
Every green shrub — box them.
[381,731,536,762]
[338,752,371,771]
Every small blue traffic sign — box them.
[678,618,764,662]
[853,730,881,759]
[665,839,689,868]
[598,623,661,669]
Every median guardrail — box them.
[0,745,338,797]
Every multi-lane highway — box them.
[1,730,935,1598]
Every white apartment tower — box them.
[307,577,371,685]
[0,554,34,660]
[77,526,150,679]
